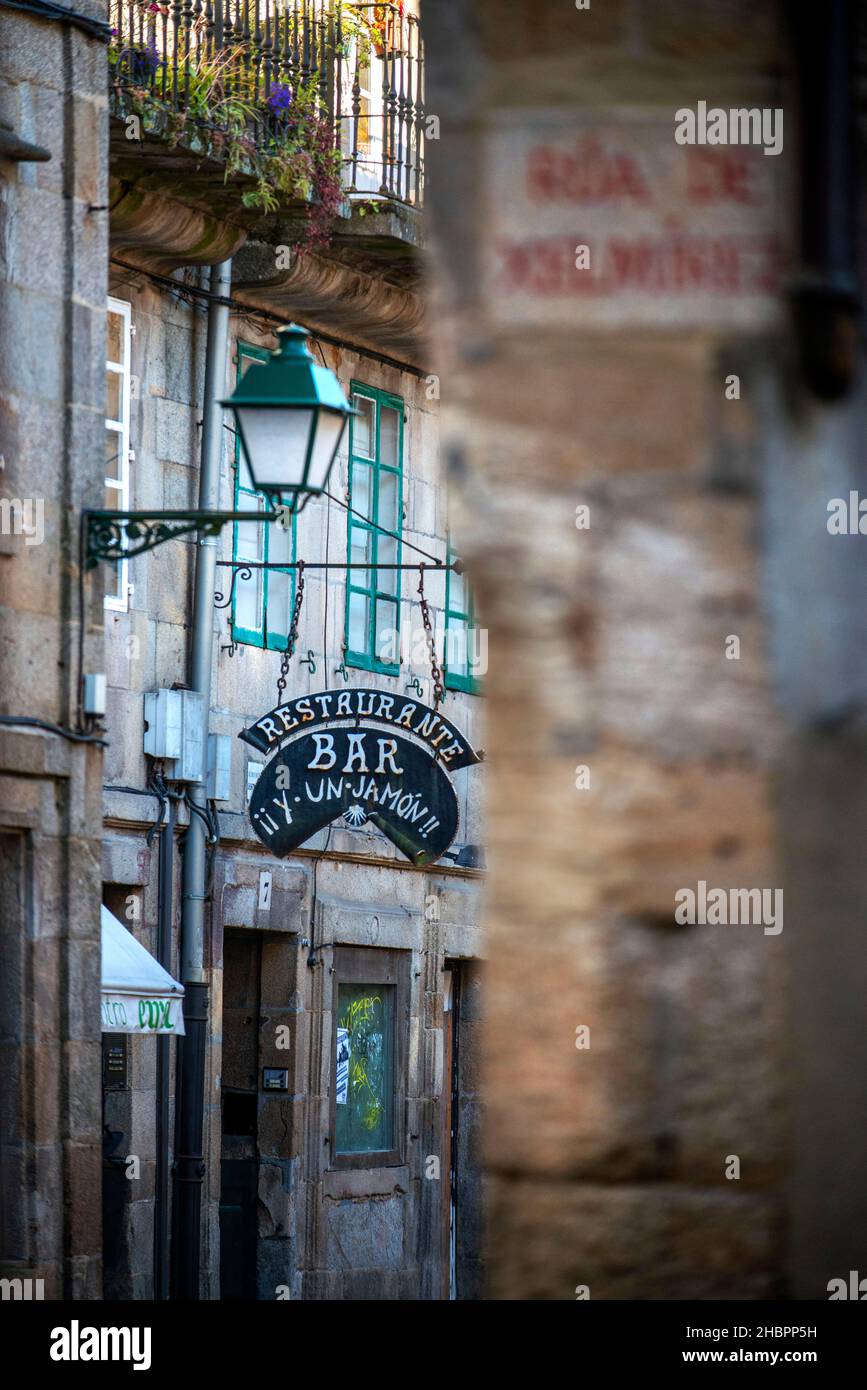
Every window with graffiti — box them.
[335,984,395,1154]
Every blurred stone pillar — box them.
[422,0,805,1299]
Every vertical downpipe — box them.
[154,789,175,1300]
[790,0,859,399]
[170,258,233,1300]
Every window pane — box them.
[266,568,291,642]
[106,368,122,425]
[269,518,293,566]
[375,598,398,662]
[106,560,122,603]
[236,515,264,561]
[357,66,372,151]
[235,516,264,635]
[351,461,372,520]
[378,468,400,534]
[105,427,123,482]
[237,447,257,494]
[235,565,263,635]
[379,405,400,468]
[450,566,466,615]
[447,614,468,673]
[352,394,375,458]
[335,983,394,1154]
[236,356,265,495]
[377,534,398,596]
[350,524,371,567]
[107,310,125,367]
[345,387,403,672]
[348,590,369,653]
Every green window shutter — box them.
[231,342,297,651]
[344,382,404,675]
[444,540,483,694]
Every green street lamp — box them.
[84,322,356,570]
[221,323,355,511]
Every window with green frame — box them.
[345,382,404,675]
[444,541,483,694]
[231,342,297,649]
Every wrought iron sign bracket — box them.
[84,509,284,570]
[85,513,458,577]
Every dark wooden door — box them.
[219,933,261,1300]
[219,1154,258,1300]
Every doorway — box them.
[442,966,461,1300]
[219,931,261,1300]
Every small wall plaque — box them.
[102,1034,129,1091]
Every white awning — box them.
[100,905,185,1036]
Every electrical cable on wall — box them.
[0,0,112,41]
[0,714,107,745]
[109,256,431,381]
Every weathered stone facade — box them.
[100,267,486,1299]
[0,1,108,1301]
[7,0,866,1308]
[2,0,485,1302]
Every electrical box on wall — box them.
[207,733,232,801]
[144,689,205,782]
[83,673,107,717]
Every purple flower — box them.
[117,40,160,83]
[267,83,293,114]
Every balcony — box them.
[108,1,426,251]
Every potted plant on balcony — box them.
[369,2,405,57]
[241,81,343,249]
[109,11,344,249]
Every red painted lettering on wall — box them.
[493,234,786,297]
[685,148,764,206]
[527,137,651,204]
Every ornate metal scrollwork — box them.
[214,565,253,610]
[85,511,226,569]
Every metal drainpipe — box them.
[154,786,176,1300]
[790,0,859,400]
[170,257,233,1301]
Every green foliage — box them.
[109,41,343,249]
[333,1,374,61]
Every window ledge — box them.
[323,1166,409,1200]
[345,654,400,679]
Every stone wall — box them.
[0,3,108,1300]
[102,266,487,1298]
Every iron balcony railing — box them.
[109,1,425,207]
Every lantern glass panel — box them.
[236,406,313,492]
[306,410,345,492]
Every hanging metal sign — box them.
[240,689,482,867]
[239,687,482,770]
